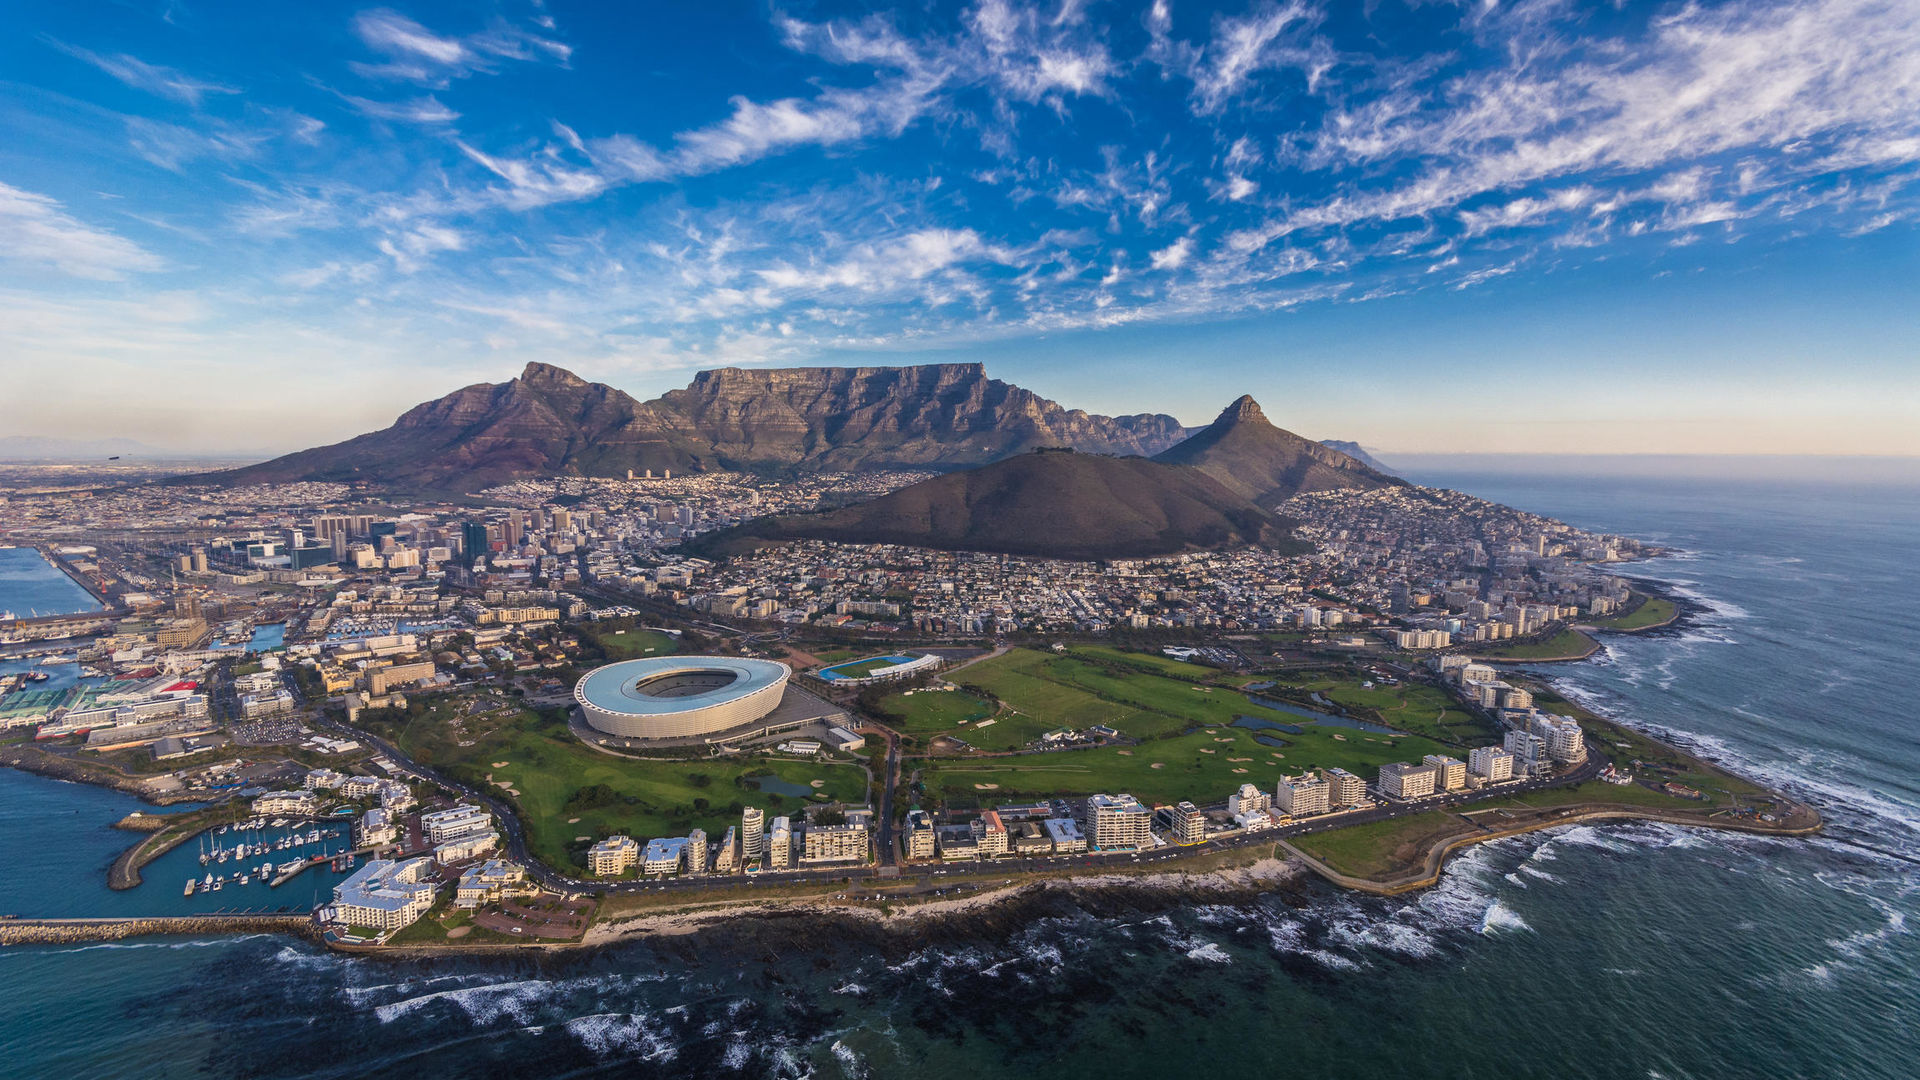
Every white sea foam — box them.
[1184,941,1233,964]
[719,1039,753,1070]
[1480,900,1532,934]
[831,982,869,996]
[830,1039,865,1079]
[371,978,558,1025]
[49,934,275,955]
[565,1011,680,1061]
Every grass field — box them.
[917,721,1454,808]
[380,701,867,873]
[1477,627,1598,660]
[942,646,1268,746]
[1289,812,1473,879]
[1588,595,1677,631]
[580,626,679,661]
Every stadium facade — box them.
[574,656,791,739]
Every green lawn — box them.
[1290,811,1472,879]
[379,702,868,873]
[1477,628,1597,660]
[918,722,1454,808]
[581,626,679,661]
[1588,595,1677,631]
[949,646,1279,743]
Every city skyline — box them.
[2,0,1917,456]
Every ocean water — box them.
[2,469,1916,1079]
[0,546,102,619]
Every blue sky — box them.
[2,0,1916,455]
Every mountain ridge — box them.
[207,362,1192,491]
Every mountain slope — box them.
[209,362,1190,491]
[695,449,1306,561]
[1319,440,1398,476]
[1153,397,1399,505]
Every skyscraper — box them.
[741,806,765,866]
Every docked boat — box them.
[184,879,196,897]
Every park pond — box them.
[1241,694,1406,736]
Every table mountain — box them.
[206,362,1190,491]
[693,448,1306,561]
[1153,396,1400,505]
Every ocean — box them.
[1,467,1915,1079]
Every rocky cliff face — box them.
[209,362,1192,491]
[659,363,1189,469]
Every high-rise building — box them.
[1423,754,1468,791]
[1083,794,1153,851]
[905,810,935,860]
[1469,745,1515,782]
[1276,773,1331,817]
[1378,762,1439,799]
[1324,767,1366,808]
[1169,801,1205,843]
[461,521,490,566]
[714,826,739,873]
[741,807,765,866]
[686,828,708,875]
[768,816,792,869]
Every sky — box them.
[1,0,1917,457]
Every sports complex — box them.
[574,656,792,740]
[815,652,942,684]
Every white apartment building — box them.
[1378,761,1439,799]
[588,835,639,876]
[1423,755,1468,791]
[1276,773,1332,817]
[802,823,870,864]
[1324,767,1366,808]
[331,858,436,932]
[1084,794,1153,851]
[1469,745,1515,782]
[767,817,792,869]
[1228,783,1272,817]
[420,804,492,845]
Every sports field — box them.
[580,625,679,661]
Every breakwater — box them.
[0,914,316,946]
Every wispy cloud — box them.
[45,38,238,106]
[0,182,165,279]
[349,8,570,85]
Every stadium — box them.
[573,656,791,740]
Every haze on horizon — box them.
[1,0,1916,458]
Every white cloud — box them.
[1150,235,1194,270]
[0,182,164,279]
